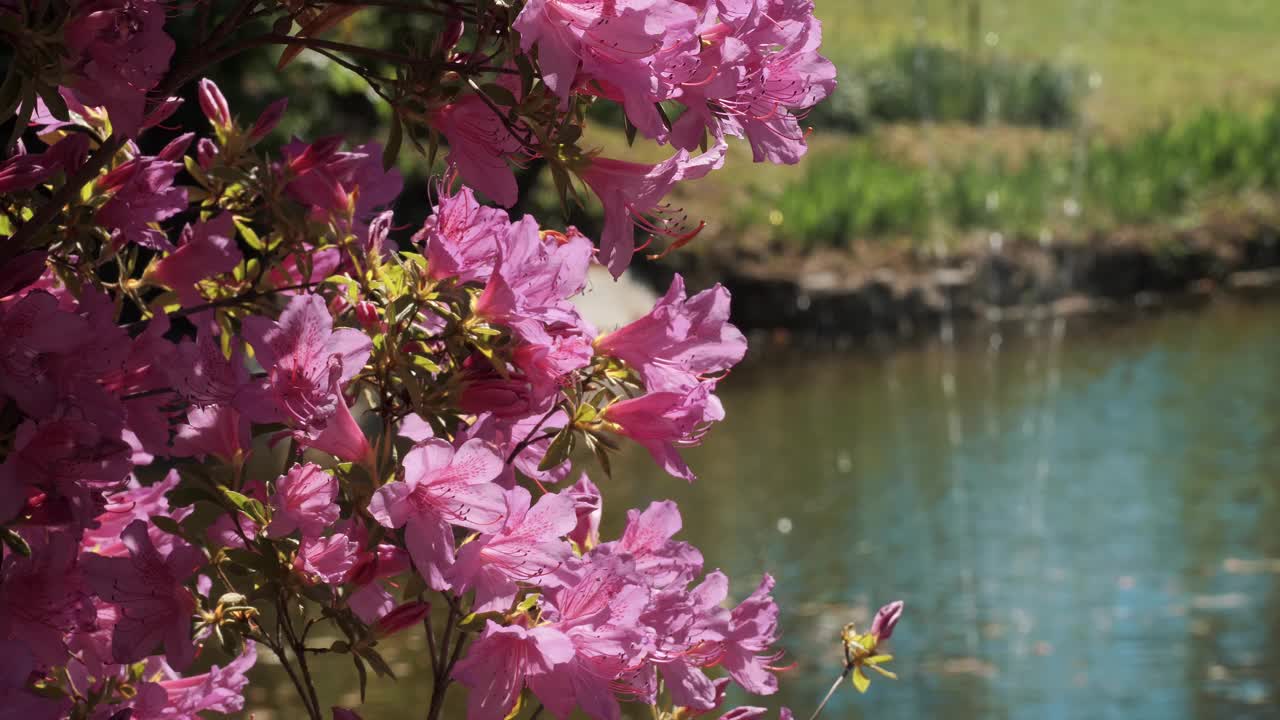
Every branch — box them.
[807,662,853,720]
[2,134,126,263]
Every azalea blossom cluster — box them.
[0,0,892,718]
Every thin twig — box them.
[807,663,853,720]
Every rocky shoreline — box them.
[650,212,1280,341]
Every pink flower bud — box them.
[141,96,184,129]
[333,709,363,720]
[196,138,219,169]
[329,293,351,317]
[158,132,194,162]
[439,16,464,52]
[373,601,430,639]
[870,600,903,641]
[250,97,288,141]
[197,78,232,130]
[354,301,380,331]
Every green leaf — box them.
[1,527,31,557]
[235,218,263,251]
[167,483,216,508]
[383,113,403,171]
[220,487,268,524]
[0,63,22,120]
[538,428,575,471]
[183,155,212,189]
[150,516,184,536]
[353,654,369,702]
[592,438,613,478]
[624,115,638,147]
[480,83,518,108]
[357,646,397,679]
[35,82,68,122]
[457,609,504,632]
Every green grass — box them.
[736,98,1280,250]
[815,0,1280,135]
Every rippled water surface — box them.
[243,298,1280,720]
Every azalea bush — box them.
[0,1,900,719]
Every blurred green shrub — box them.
[806,42,1083,132]
[746,97,1280,249]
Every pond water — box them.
[242,297,1280,720]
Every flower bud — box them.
[141,96,184,129]
[333,708,363,720]
[870,600,903,641]
[355,301,380,332]
[158,132,195,162]
[439,16,464,53]
[197,78,233,130]
[196,138,219,169]
[250,98,288,142]
[373,601,430,639]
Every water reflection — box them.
[243,298,1280,720]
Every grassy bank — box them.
[733,99,1280,251]
[815,0,1280,135]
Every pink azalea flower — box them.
[576,143,726,278]
[475,218,593,330]
[528,551,653,720]
[594,274,746,395]
[81,469,190,558]
[368,438,507,590]
[0,289,91,417]
[167,327,251,406]
[513,0,695,111]
[171,405,251,465]
[634,571,732,711]
[510,322,595,396]
[62,0,175,136]
[413,182,510,283]
[672,3,835,164]
[95,154,187,251]
[238,294,373,462]
[2,415,133,528]
[149,213,243,303]
[612,500,703,590]
[446,486,578,613]
[430,95,523,207]
[130,642,257,719]
[267,463,339,539]
[282,139,403,227]
[83,519,203,669]
[0,530,89,668]
[295,533,359,585]
[452,620,575,720]
[600,384,720,481]
[0,134,91,194]
[718,574,783,696]
[460,411,573,489]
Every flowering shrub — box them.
[0,0,898,718]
